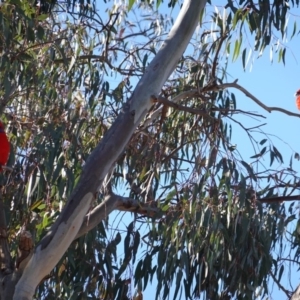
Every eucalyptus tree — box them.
[0,0,300,299]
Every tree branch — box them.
[149,81,300,125]
[75,193,160,239]
[155,94,267,118]
[258,194,300,204]
[216,81,300,117]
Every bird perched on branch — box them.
[295,89,300,110]
[0,121,10,172]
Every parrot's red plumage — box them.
[295,89,300,110]
[0,121,10,172]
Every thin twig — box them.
[215,81,300,117]
[156,95,208,115]
[211,33,228,79]
[269,270,292,298]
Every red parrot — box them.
[0,121,10,172]
[296,89,300,110]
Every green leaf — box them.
[241,160,256,181]
[291,21,297,39]
[128,0,135,11]
[250,147,266,159]
[260,139,267,145]
[142,53,148,71]
[42,213,49,228]
[242,48,246,69]
[36,25,45,39]
[232,37,242,61]
[68,55,76,73]
[273,146,283,163]
[132,231,140,263]
[270,147,275,166]
[278,265,284,282]
[174,269,183,299]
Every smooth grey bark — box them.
[13,0,207,298]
